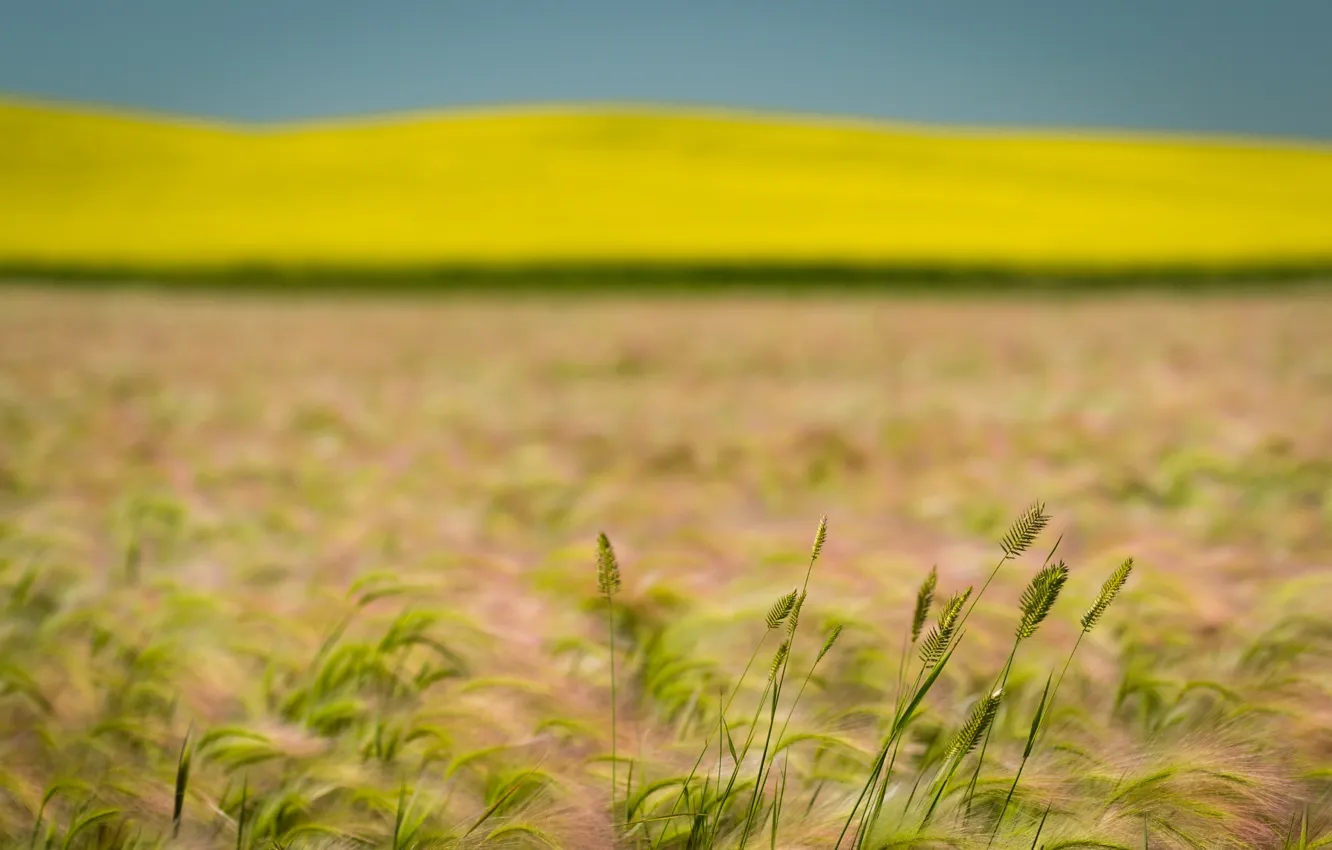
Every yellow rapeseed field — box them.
[3,96,1332,268]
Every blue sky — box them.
[2,0,1331,141]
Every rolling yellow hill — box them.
[3,96,1332,270]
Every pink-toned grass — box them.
[1,287,1330,847]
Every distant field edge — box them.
[3,260,1332,297]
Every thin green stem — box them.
[707,673,779,848]
[990,631,1086,843]
[739,651,791,848]
[653,633,774,849]
[988,759,1029,848]
[963,644,1019,812]
[607,594,619,828]
[834,740,894,850]
[861,717,909,847]
[1045,631,1085,737]
[739,527,823,848]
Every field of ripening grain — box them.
[1,288,1330,848]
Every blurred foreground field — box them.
[1,288,1331,848]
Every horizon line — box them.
[5,89,1332,154]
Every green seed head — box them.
[596,532,621,597]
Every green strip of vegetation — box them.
[3,260,1332,297]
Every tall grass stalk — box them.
[923,687,1004,825]
[773,624,844,753]
[1052,557,1135,713]
[652,521,825,846]
[705,641,787,847]
[769,753,789,850]
[838,591,970,849]
[838,503,1048,848]
[954,503,1051,640]
[736,637,792,847]
[989,557,1133,843]
[235,775,248,850]
[1029,800,1052,849]
[865,567,942,839]
[961,559,1068,810]
[651,588,799,847]
[172,725,193,839]
[597,532,624,829]
[895,566,938,719]
[734,516,827,848]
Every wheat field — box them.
[4,97,1332,270]
[1,287,1330,847]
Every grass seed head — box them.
[1016,561,1070,641]
[810,515,828,563]
[596,532,621,597]
[1081,557,1133,633]
[946,688,1004,762]
[769,640,791,680]
[1001,501,1050,560]
[786,590,807,638]
[918,587,972,669]
[765,588,800,630]
[940,587,969,630]
[815,624,843,664]
[911,566,939,644]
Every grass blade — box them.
[172,726,193,838]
